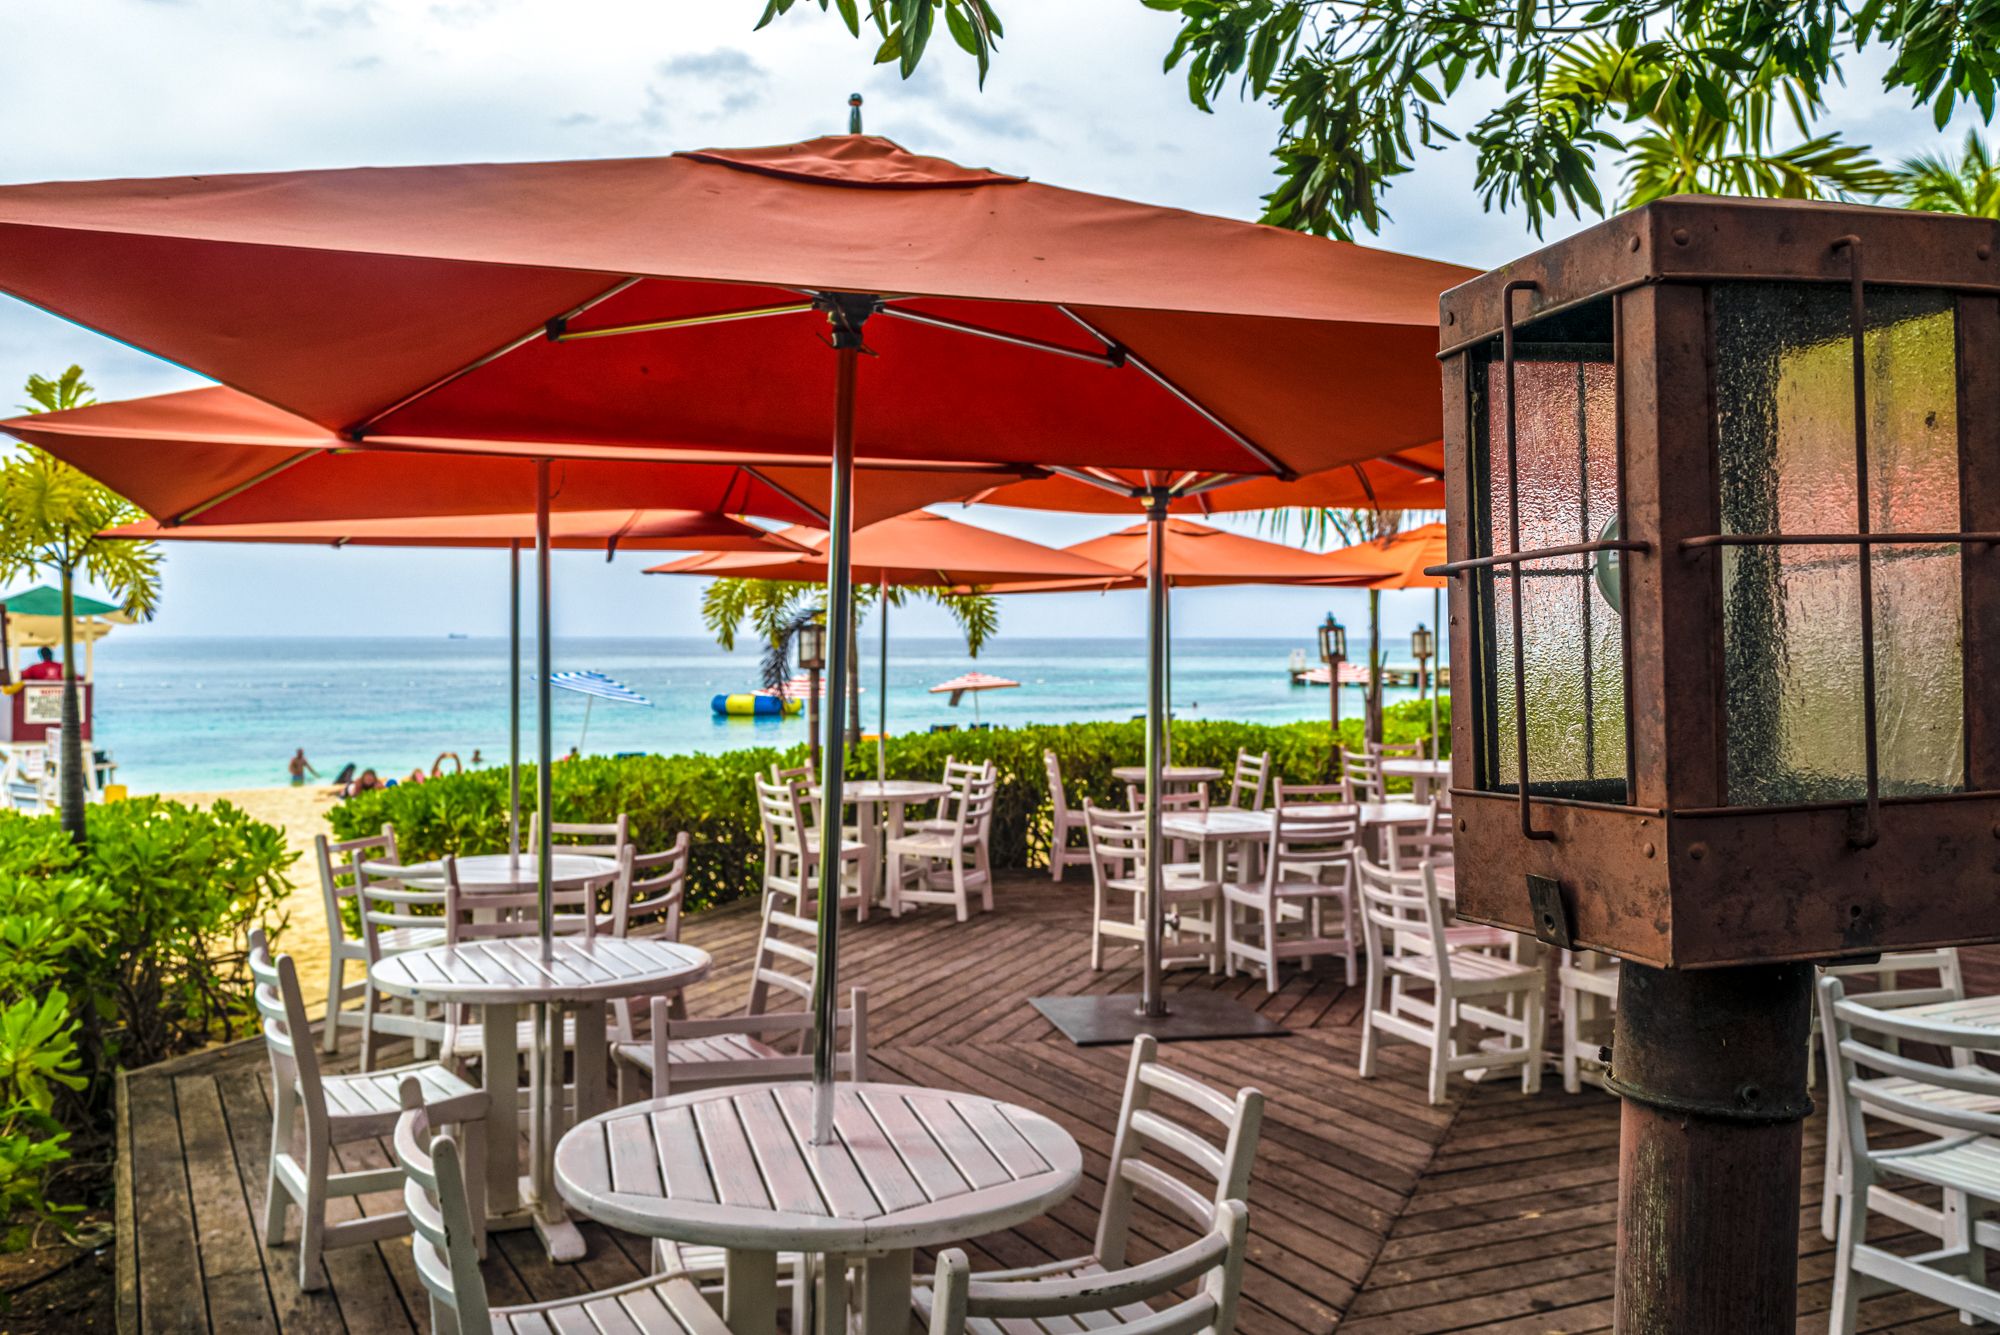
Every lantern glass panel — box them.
[1473,321,1627,803]
[1714,283,1963,805]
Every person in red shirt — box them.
[19,649,62,681]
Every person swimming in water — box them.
[287,748,318,786]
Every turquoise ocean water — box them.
[87,634,1430,793]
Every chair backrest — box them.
[1339,748,1383,800]
[1368,739,1424,761]
[524,811,629,860]
[946,771,999,843]
[1385,816,1453,872]
[746,900,822,1016]
[248,928,324,1123]
[1276,780,1358,809]
[1097,1034,1263,1270]
[316,825,398,950]
[928,1198,1250,1335]
[1354,854,1451,967]
[394,1082,492,1335]
[1820,975,2000,1186]
[756,774,809,858]
[356,856,457,957]
[1084,801,1147,889]
[648,988,867,1094]
[1044,750,1070,824]
[1224,750,1270,811]
[1125,783,1208,815]
[1823,947,1965,1011]
[616,834,690,940]
[1264,800,1360,886]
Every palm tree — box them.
[0,368,161,841]
[701,578,997,748]
[1894,132,2000,218]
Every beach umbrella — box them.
[1346,522,1450,755]
[646,509,1126,775]
[549,670,652,752]
[929,670,1018,723]
[0,131,1471,1121]
[96,506,796,851]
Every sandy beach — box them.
[157,784,342,1012]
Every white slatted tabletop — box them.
[1111,765,1225,785]
[810,780,951,805]
[369,936,709,1005]
[399,852,618,893]
[1380,757,1451,800]
[369,937,710,1264]
[556,1080,1082,1335]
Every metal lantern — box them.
[1318,614,1347,665]
[1435,197,2000,1333]
[1409,622,1435,668]
[795,618,827,672]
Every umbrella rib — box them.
[737,465,829,527]
[1041,465,1139,499]
[551,302,817,341]
[1379,452,1446,480]
[349,277,641,436]
[873,305,1120,367]
[1055,306,1292,480]
[166,448,323,525]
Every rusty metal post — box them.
[1609,961,1814,1333]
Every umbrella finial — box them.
[848,93,864,134]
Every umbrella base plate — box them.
[1030,991,1288,1046]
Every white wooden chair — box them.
[315,825,444,1056]
[1816,949,1980,1241]
[886,770,997,920]
[924,1199,1250,1335]
[915,1034,1261,1321]
[353,855,458,1070]
[1219,749,1270,811]
[1222,801,1359,989]
[392,1082,728,1335]
[1043,750,1092,882]
[1820,975,2000,1334]
[1355,854,1546,1104]
[755,774,867,918]
[248,929,487,1293]
[909,757,994,834]
[1084,802,1221,973]
[521,811,629,860]
[1339,748,1384,802]
[1558,951,1619,1093]
[607,835,691,1041]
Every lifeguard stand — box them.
[0,587,122,808]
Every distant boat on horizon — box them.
[446,632,469,640]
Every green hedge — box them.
[331,701,1449,915]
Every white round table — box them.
[401,851,619,892]
[810,781,951,915]
[1111,764,1225,786]
[371,936,710,1262]
[1379,757,1451,801]
[555,1080,1082,1335]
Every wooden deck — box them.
[117,872,1996,1334]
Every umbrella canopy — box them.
[930,671,1019,707]
[548,671,652,707]
[643,509,1126,586]
[1026,516,1398,589]
[0,586,120,617]
[965,442,1445,515]
[1355,522,1449,590]
[0,135,1467,480]
[100,508,801,553]
[1,386,1013,530]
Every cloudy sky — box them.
[0,0,1981,642]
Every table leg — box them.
[1412,775,1432,803]
[817,1253,850,1335]
[724,1247,779,1335]
[529,1000,585,1263]
[883,801,907,917]
[481,1000,520,1219]
[860,1249,913,1335]
[574,999,607,1125]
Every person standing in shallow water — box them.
[287,748,317,787]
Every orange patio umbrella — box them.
[1350,521,1449,754]
[1055,515,1397,587]
[647,509,1126,773]
[0,129,1471,1074]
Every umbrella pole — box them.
[579,695,594,754]
[813,305,868,1144]
[535,461,554,960]
[877,576,888,783]
[1141,489,1170,1019]
[510,541,522,855]
[1431,586,1442,760]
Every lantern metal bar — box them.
[1614,296,1637,801]
[1426,536,1647,578]
[1834,235,1883,848]
[1500,280,1555,840]
[1679,530,2000,549]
